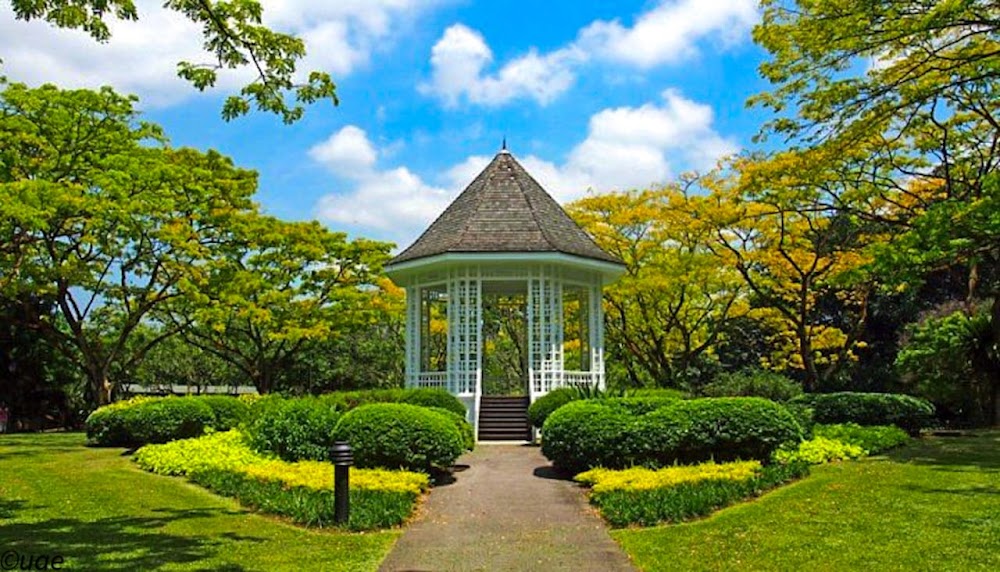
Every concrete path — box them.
[379,445,635,572]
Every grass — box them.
[0,433,399,571]
[614,430,1000,571]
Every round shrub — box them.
[334,403,464,472]
[192,396,249,430]
[789,392,936,435]
[701,370,803,402]
[399,388,467,417]
[669,398,803,463]
[629,388,688,400]
[244,397,340,462]
[528,387,578,429]
[541,397,803,473]
[541,401,635,474]
[85,397,215,447]
[425,406,475,451]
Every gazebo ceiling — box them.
[386,149,624,270]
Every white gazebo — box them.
[385,148,624,440]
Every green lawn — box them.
[615,430,1000,571]
[0,433,399,571]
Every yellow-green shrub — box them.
[774,436,865,465]
[133,430,265,475]
[575,461,762,493]
[240,461,429,495]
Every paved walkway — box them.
[379,445,635,572]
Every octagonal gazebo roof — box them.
[387,149,623,269]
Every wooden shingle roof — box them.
[389,150,623,267]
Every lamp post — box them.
[330,441,353,525]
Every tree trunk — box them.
[990,296,1000,426]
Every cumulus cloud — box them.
[578,0,758,68]
[421,0,758,107]
[312,126,453,239]
[420,24,583,107]
[0,0,439,107]
[313,90,736,245]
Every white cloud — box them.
[421,1,759,107]
[578,0,758,68]
[312,126,452,239]
[420,24,583,107]
[0,0,440,107]
[313,90,736,244]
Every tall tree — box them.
[6,0,338,122]
[697,165,875,391]
[168,214,393,394]
[753,0,1000,400]
[0,81,258,405]
[569,181,749,389]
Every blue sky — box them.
[1,0,774,249]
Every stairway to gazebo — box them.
[477,396,531,441]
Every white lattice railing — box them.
[415,372,448,390]
[563,371,597,388]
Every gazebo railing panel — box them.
[414,371,448,390]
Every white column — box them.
[589,277,605,390]
[405,286,420,388]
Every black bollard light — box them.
[331,441,353,525]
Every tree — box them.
[6,0,338,122]
[697,165,875,391]
[897,302,999,426]
[0,81,258,405]
[753,0,1000,399]
[168,214,393,394]
[568,181,748,390]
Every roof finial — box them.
[501,136,508,153]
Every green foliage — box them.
[189,468,415,531]
[398,388,468,417]
[527,387,578,429]
[568,187,749,389]
[588,462,809,528]
[190,395,249,430]
[170,215,393,395]
[334,403,464,472]
[8,0,338,123]
[702,369,802,401]
[789,392,936,435]
[320,388,466,418]
[134,429,426,530]
[572,383,629,400]
[244,396,340,462]
[133,429,263,476]
[85,396,215,446]
[896,305,999,426]
[812,423,909,455]
[0,81,259,406]
[576,460,763,492]
[774,437,865,465]
[425,407,475,451]
[541,397,803,474]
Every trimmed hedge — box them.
[586,461,809,527]
[701,370,803,402]
[244,396,340,462]
[426,407,475,451]
[321,388,466,418]
[334,403,465,472]
[789,392,935,435]
[542,397,803,474]
[189,467,417,531]
[86,397,215,447]
[191,395,249,430]
[527,387,577,429]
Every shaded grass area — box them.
[615,430,1000,571]
[0,433,398,571]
